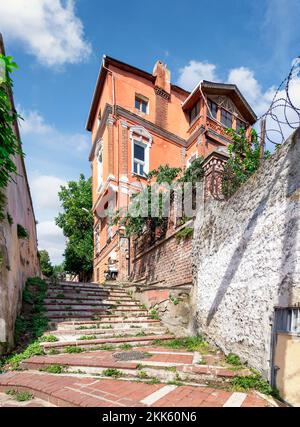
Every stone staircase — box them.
[42,281,172,351]
[0,281,278,407]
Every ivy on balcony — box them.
[112,159,204,240]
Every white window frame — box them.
[133,140,147,176]
[135,94,149,114]
[96,141,103,192]
[95,223,101,255]
[130,126,152,177]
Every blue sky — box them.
[0,0,299,264]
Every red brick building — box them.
[86,56,256,283]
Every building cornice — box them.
[116,105,187,147]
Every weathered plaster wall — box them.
[0,35,40,353]
[0,153,40,353]
[192,128,300,379]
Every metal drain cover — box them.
[113,351,151,361]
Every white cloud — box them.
[19,107,90,152]
[0,0,91,67]
[31,174,65,211]
[178,57,300,145]
[37,220,65,264]
[18,109,53,135]
[177,60,218,91]
[227,67,262,106]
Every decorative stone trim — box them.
[154,86,170,100]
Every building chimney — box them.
[153,61,170,129]
[153,61,171,95]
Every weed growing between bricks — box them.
[102,368,123,378]
[153,336,210,353]
[39,334,58,342]
[40,364,66,374]
[78,335,97,340]
[231,371,280,398]
[6,390,34,402]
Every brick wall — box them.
[130,222,193,287]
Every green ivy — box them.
[112,159,204,238]
[17,224,29,239]
[0,55,23,220]
[175,226,194,242]
[222,128,270,198]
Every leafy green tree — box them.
[55,174,93,282]
[38,249,53,277]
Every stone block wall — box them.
[192,128,300,379]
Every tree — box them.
[38,249,53,277]
[55,174,93,282]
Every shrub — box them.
[231,372,280,398]
[226,353,242,366]
[17,224,29,239]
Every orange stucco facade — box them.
[86,56,257,283]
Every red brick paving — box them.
[22,348,195,371]
[0,372,272,407]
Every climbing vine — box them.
[112,159,204,239]
[0,54,23,220]
[222,128,271,198]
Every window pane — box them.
[141,100,147,113]
[189,100,200,123]
[208,100,217,119]
[221,109,232,127]
[133,161,138,174]
[134,143,145,161]
[135,98,140,109]
[140,164,144,175]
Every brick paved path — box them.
[0,281,280,407]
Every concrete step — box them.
[20,348,251,386]
[46,291,127,298]
[41,335,174,353]
[46,308,147,317]
[43,328,168,342]
[53,319,161,330]
[44,295,137,305]
[48,284,127,293]
[45,304,112,311]
[44,299,138,307]
[48,314,154,322]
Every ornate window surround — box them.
[96,139,103,193]
[129,126,152,176]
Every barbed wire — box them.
[256,56,300,147]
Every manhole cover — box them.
[113,351,151,361]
